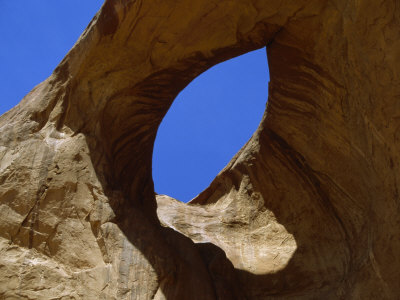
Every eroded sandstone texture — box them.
[1,0,399,299]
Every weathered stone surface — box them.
[1,0,399,299]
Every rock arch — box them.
[0,0,399,298]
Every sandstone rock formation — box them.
[1,0,399,299]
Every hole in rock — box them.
[153,48,270,203]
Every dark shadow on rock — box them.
[195,242,248,300]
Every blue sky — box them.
[154,50,269,202]
[0,1,104,113]
[0,1,269,203]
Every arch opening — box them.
[152,48,270,203]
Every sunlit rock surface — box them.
[1,0,400,299]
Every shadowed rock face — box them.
[0,0,399,299]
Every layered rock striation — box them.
[0,0,399,299]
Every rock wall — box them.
[0,0,399,299]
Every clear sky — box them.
[0,1,104,114]
[153,50,269,202]
[0,1,269,203]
